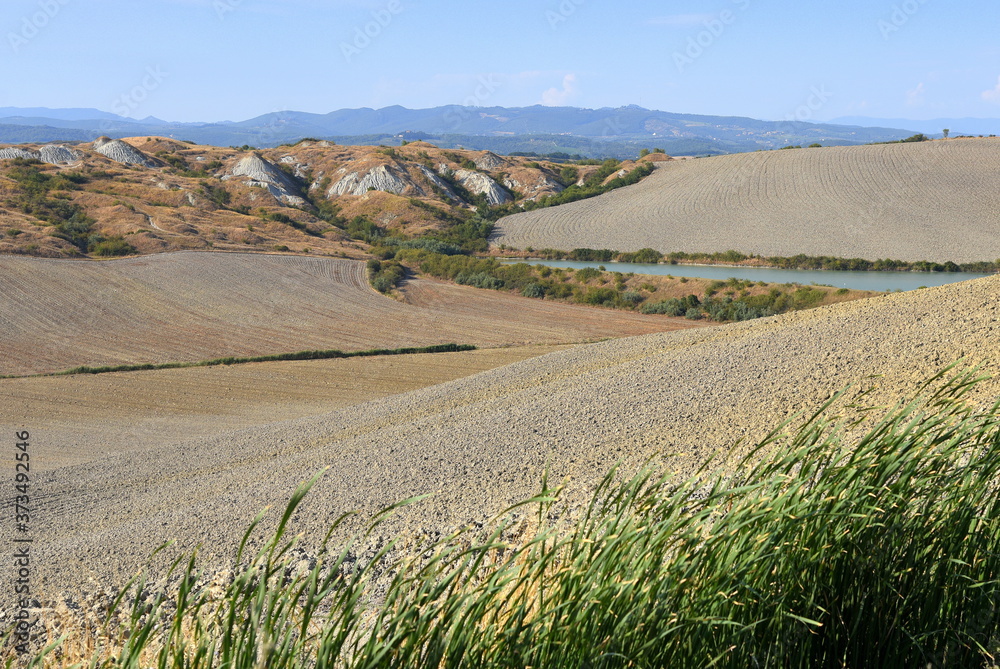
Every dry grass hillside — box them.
[21,272,1000,594]
[0,251,697,376]
[0,137,635,258]
[493,138,1000,263]
[0,137,633,257]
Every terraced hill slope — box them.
[0,252,691,376]
[493,138,1000,263]
[27,274,1000,593]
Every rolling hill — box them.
[0,137,607,258]
[492,138,1000,263]
[24,269,1000,594]
[0,252,694,376]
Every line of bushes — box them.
[527,247,999,274]
[2,344,478,379]
[641,284,827,321]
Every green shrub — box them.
[577,287,616,305]
[559,165,579,185]
[264,211,293,224]
[346,216,384,243]
[705,280,726,297]
[620,290,644,305]
[521,282,546,298]
[368,259,406,293]
[568,248,615,262]
[573,267,603,282]
[456,271,505,290]
[644,296,700,316]
[386,238,464,255]
[618,247,663,264]
[91,236,138,257]
[199,181,231,207]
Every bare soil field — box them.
[24,274,1000,595]
[0,345,567,472]
[493,138,1000,263]
[0,251,700,376]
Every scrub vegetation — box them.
[380,252,874,322]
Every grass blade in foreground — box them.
[12,367,1000,667]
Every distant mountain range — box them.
[0,105,960,157]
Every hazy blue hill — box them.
[0,107,127,121]
[0,105,918,156]
[0,116,155,132]
[222,106,919,144]
[0,124,93,143]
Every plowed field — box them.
[0,251,701,376]
[493,139,1000,263]
[0,344,568,471]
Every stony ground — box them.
[19,274,1000,597]
[493,138,1000,263]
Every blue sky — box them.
[2,0,999,123]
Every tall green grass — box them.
[14,368,1000,667]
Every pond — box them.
[500,260,991,292]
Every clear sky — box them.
[2,0,998,123]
